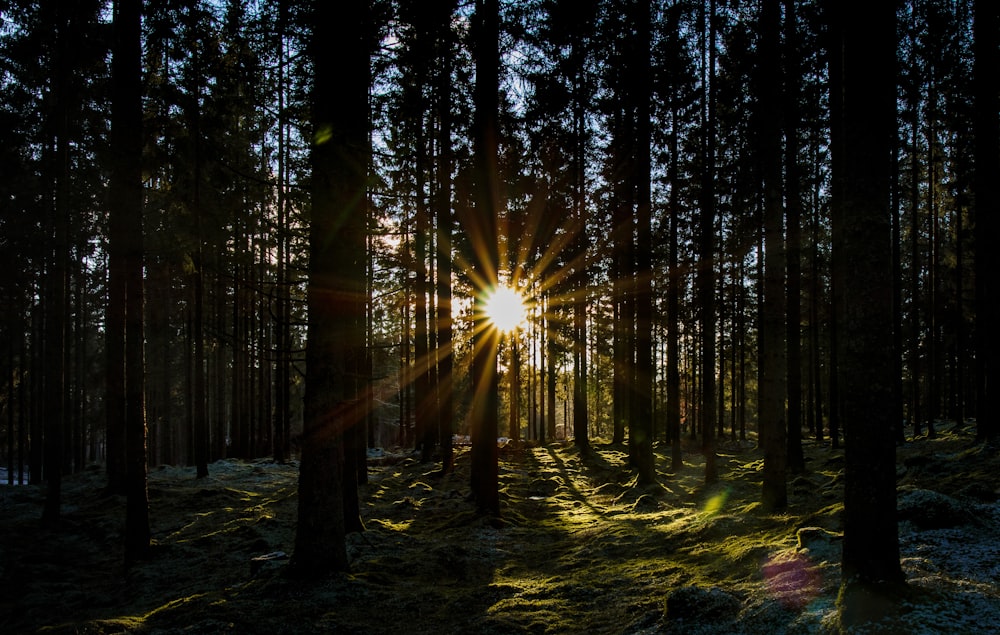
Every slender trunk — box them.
[571,23,590,454]
[973,0,999,443]
[468,0,500,516]
[42,0,73,523]
[760,0,787,511]
[632,0,655,484]
[435,4,454,471]
[783,0,804,473]
[111,0,151,562]
[699,0,718,485]
[927,81,940,438]
[667,96,682,472]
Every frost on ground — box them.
[1,428,997,634]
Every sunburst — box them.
[483,285,528,333]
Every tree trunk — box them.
[667,94,682,472]
[291,0,371,577]
[835,0,906,622]
[973,0,999,443]
[699,0,718,485]
[759,0,787,511]
[571,12,590,454]
[435,0,456,474]
[468,0,501,517]
[42,0,72,524]
[632,0,655,485]
[110,0,151,563]
[783,0,804,473]
[826,0,843,450]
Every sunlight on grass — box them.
[371,518,413,532]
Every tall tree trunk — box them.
[760,0,787,511]
[810,175,825,443]
[435,0,456,474]
[891,124,905,445]
[191,50,209,479]
[826,0,843,449]
[291,0,370,577]
[973,0,999,443]
[699,0,718,485]
[42,0,72,523]
[632,0,655,485]
[836,0,905,621]
[667,93,682,472]
[468,0,501,517]
[908,83,922,437]
[571,14,590,455]
[111,0,151,563]
[783,0,804,473]
[611,93,632,449]
[416,149,432,461]
[273,2,291,463]
[926,81,940,439]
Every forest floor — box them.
[1,425,998,635]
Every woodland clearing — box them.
[1,427,998,634]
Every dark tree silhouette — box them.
[291,0,371,577]
[109,0,151,563]
[759,0,787,512]
[433,0,459,475]
[783,0,805,474]
[468,0,501,517]
[835,0,905,623]
[698,0,718,486]
[632,0,655,485]
[974,0,999,444]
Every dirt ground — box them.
[1,427,998,634]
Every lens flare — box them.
[703,487,730,516]
[484,285,527,333]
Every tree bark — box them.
[434,0,457,474]
[699,0,718,485]
[836,0,906,621]
[760,0,786,510]
[291,0,371,577]
[783,0,804,474]
[632,0,655,485]
[974,0,1000,443]
[468,0,501,517]
[111,0,151,563]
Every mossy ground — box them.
[1,427,996,634]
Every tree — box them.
[759,0,787,512]
[631,0,655,485]
[467,0,502,517]
[41,0,88,523]
[109,0,151,563]
[973,0,999,444]
[433,0,459,474]
[783,0,805,473]
[834,0,905,623]
[655,2,696,474]
[698,0,718,485]
[291,0,371,577]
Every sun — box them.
[483,285,528,333]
